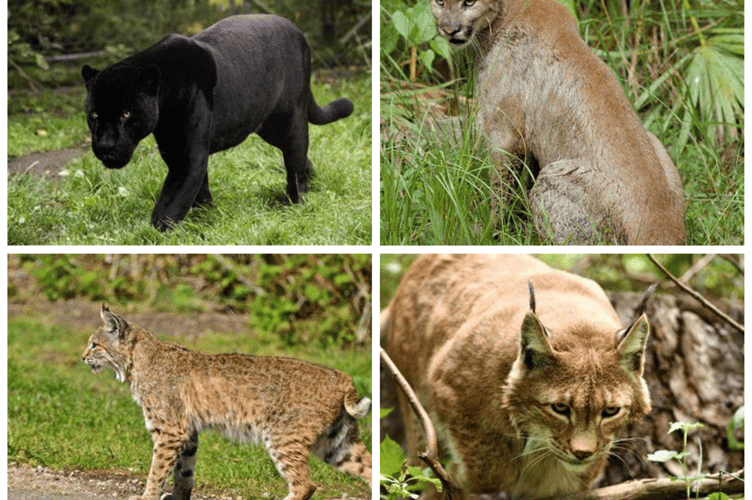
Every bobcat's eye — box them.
[89,342,98,350]
[602,406,621,418]
[122,111,131,119]
[551,403,570,416]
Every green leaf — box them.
[668,421,704,435]
[380,435,407,476]
[647,449,687,462]
[391,10,411,41]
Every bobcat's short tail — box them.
[344,390,371,419]
[308,92,354,125]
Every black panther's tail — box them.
[307,91,354,125]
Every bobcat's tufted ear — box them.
[100,305,129,340]
[520,311,555,370]
[616,313,650,375]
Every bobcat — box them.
[431,0,686,244]
[82,305,372,500]
[383,254,651,499]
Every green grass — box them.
[379,0,743,246]
[8,74,371,245]
[8,314,371,499]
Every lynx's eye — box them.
[551,403,570,416]
[602,406,621,418]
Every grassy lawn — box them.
[8,74,371,245]
[8,313,372,499]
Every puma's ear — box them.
[100,305,129,340]
[616,313,650,374]
[520,311,555,370]
[140,65,160,95]
[81,64,99,85]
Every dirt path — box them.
[7,464,243,500]
[8,147,88,179]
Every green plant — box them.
[647,421,706,499]
[726,406,744,451]
[380,434,441,499]
[382,0,453,82]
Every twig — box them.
[537,468,744,500]
[379,347,463,498]
[647,254,744,334]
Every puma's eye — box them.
[122,111,131,119]
[551,403,570,416]
[602,407,621,418]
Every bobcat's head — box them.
[430,0,499,47]
[82,305,134,383]
[502,286,651,474]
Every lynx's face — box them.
[504,310,651,472]
[431,0,499,46]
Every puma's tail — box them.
[308,92,354,125]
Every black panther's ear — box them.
[81,64,99,84]
[140,65,161,95]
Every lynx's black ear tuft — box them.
[520,311,554,370]
[528,280,536,313]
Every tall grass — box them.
[380,0,743,245]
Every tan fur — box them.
[432,0,686,244]
[384,255,651,499]
[82,306,371,500]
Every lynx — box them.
[431,0,686,244]
[82,305,371,500]
[383,255,651,499]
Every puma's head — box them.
[502,300,651,474]
[81,64,160,169]
[430,0,499,47]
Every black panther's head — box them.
[81,64,160,169]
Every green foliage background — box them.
[9,254,372,348]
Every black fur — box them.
[82,15,353,231]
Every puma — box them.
[383,254,652,499]
[431,0,686,244]
[82,15,353,231]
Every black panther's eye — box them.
[91,111,98,119]
[122,111,131,119]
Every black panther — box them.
[82,14,353,231]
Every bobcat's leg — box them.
[136,429,191,500]
[529,159,623,244]
[161,431,199,500]
[265,438,317,500]
[312,411,372,487]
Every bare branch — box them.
[647,254,744,334]
[379,347,463,498]
[538,469,744,500]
